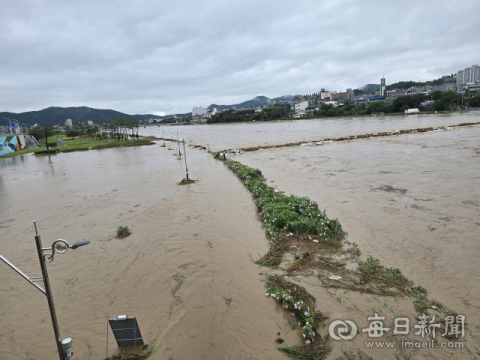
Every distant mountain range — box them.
[207,95,296,111]
[0,106,165,126]
[0,95,298,126]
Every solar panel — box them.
[108,316,144,347]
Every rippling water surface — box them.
[1,113,479,359]
[140,112,480,151]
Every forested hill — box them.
[386,76,455,90]
[207,95,295,111]
[0,106,164,126]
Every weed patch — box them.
[117,226,131,238]
[105,343,153,360]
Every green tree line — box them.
[207,107,288,123]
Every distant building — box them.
[87,120,94,126]
[294,101,309,112]
[274,101,292,111]
[380,76,386,97]
[332,89,354,102]
[293,111,306,118]
[65,119,73,127]
[384,89,406,103]
[433,83,456,92]
[192,106,206,116]
[321,91,337,100]
[325,101,340,107]
[457,65,480,87]
[368,96,385,103]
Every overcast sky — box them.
[1,0,479,115]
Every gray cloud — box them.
[1,0,479,115]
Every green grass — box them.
[2,138,153,158]
[0,147,45,158]
[60,138,153,152]
[357,255,410,291]
[38,136,58,147]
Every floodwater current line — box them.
[214,121,480,154]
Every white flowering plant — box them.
[225,160,343,246]
[265,282,317,345]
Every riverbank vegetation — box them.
[219,157,466,358]
[31,138,153,155]
[116,226,131,238]
[206,91,474,124]
[207,106,289,123]
[105,343,154,360]
[1,138,153,158]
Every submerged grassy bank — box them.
[0,138,154,158]
[219,157,466,359]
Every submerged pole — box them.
[177,131,181,155]
[183,139,189,180]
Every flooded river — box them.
[238,124,480,359]
[142,112,480,152]
[1,113,479,359]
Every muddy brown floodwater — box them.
[1,113,479,360]
[141,112,480,152]
[0,147,298,359]
[238,124,480,359]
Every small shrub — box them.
[117,226,131,238]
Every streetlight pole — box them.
[0,221,90,360]
[34,223,64,360]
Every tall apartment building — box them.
[457,65,480,86]
[65,119,73,127]
[192,106,206,116]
